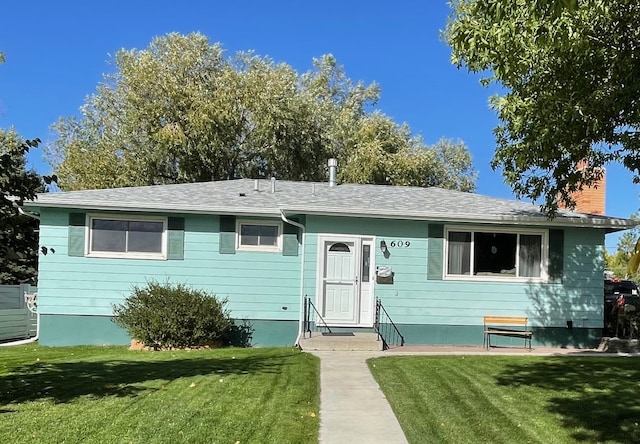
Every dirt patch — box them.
[128,339,224,351]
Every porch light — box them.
[380,240,388,254]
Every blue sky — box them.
[1,0,638,251]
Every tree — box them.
[606,231,640,281]
[620,211,640,277]
[445,1,640,214]
[339,112,475,189]
[49,32,477,191]
[0,130,44,284]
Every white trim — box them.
[316,234,376,327]
[235,219,283,252]
[86,214,167,260]
[359,238,376,327]
[30,199,637,232]
[443,225,548,283]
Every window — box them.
[236,220,282,251]
[445,227,546,280]
[329,242,351,252]
[88,216,166,259]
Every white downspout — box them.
[280,210,306,346]
[18,207,40,220]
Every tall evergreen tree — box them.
[0,130,44,284]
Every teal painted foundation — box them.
[245,320,298,347]
[37,315,601,349]
[39,314,131,346]
[396,324,601,349]
[39,314,299,347]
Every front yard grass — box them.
[0,346,319,444]
[369,355,640,444]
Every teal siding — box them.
[303,215,428,308]
[38,209,608,348]
[304,216,606,348]
[37,210,301,323]
[374,226,604,329]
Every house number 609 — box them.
[390,241,410,248]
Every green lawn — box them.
[0,346,319,444]
[369,355,640,444]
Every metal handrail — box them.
[303,296,332,337]
[374,298,405,350]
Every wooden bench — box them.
[483,316,532,350]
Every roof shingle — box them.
[26,179,635,231]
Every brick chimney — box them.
[558,160,606,215]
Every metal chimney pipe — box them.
[328,158,338,187]
[271,177,276,193]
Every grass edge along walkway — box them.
[369,355,640,444]
[0,345,319,444]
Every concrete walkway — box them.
[310,350,407,444]
[309,344,639,443]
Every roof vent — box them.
[328,158,338,187]
[254,179,260,192]
[271,177,276,193]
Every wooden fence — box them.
[0,284,37,342]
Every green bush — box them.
[113,281,234,348]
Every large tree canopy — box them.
[0,130,43,284]
[446,0,640,214]
[49,32,476,191]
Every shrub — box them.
[224,319,254,348]
[113,280,233,348]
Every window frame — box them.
[86,214,168,260]
[443,226,548,282]
[236,219,283,252]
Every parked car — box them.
[604,279,638,297]
[604,279,639,337]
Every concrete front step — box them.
[298,332,383,351]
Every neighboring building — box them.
[24,171,636,348]
[557,160,606,215]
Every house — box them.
[24,165,636,348]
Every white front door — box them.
[318,236,374,326]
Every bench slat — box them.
[483,316,527,326]
[484,329,532,336]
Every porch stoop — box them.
[298,332,383,351]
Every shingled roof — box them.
[26,179,635,232]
